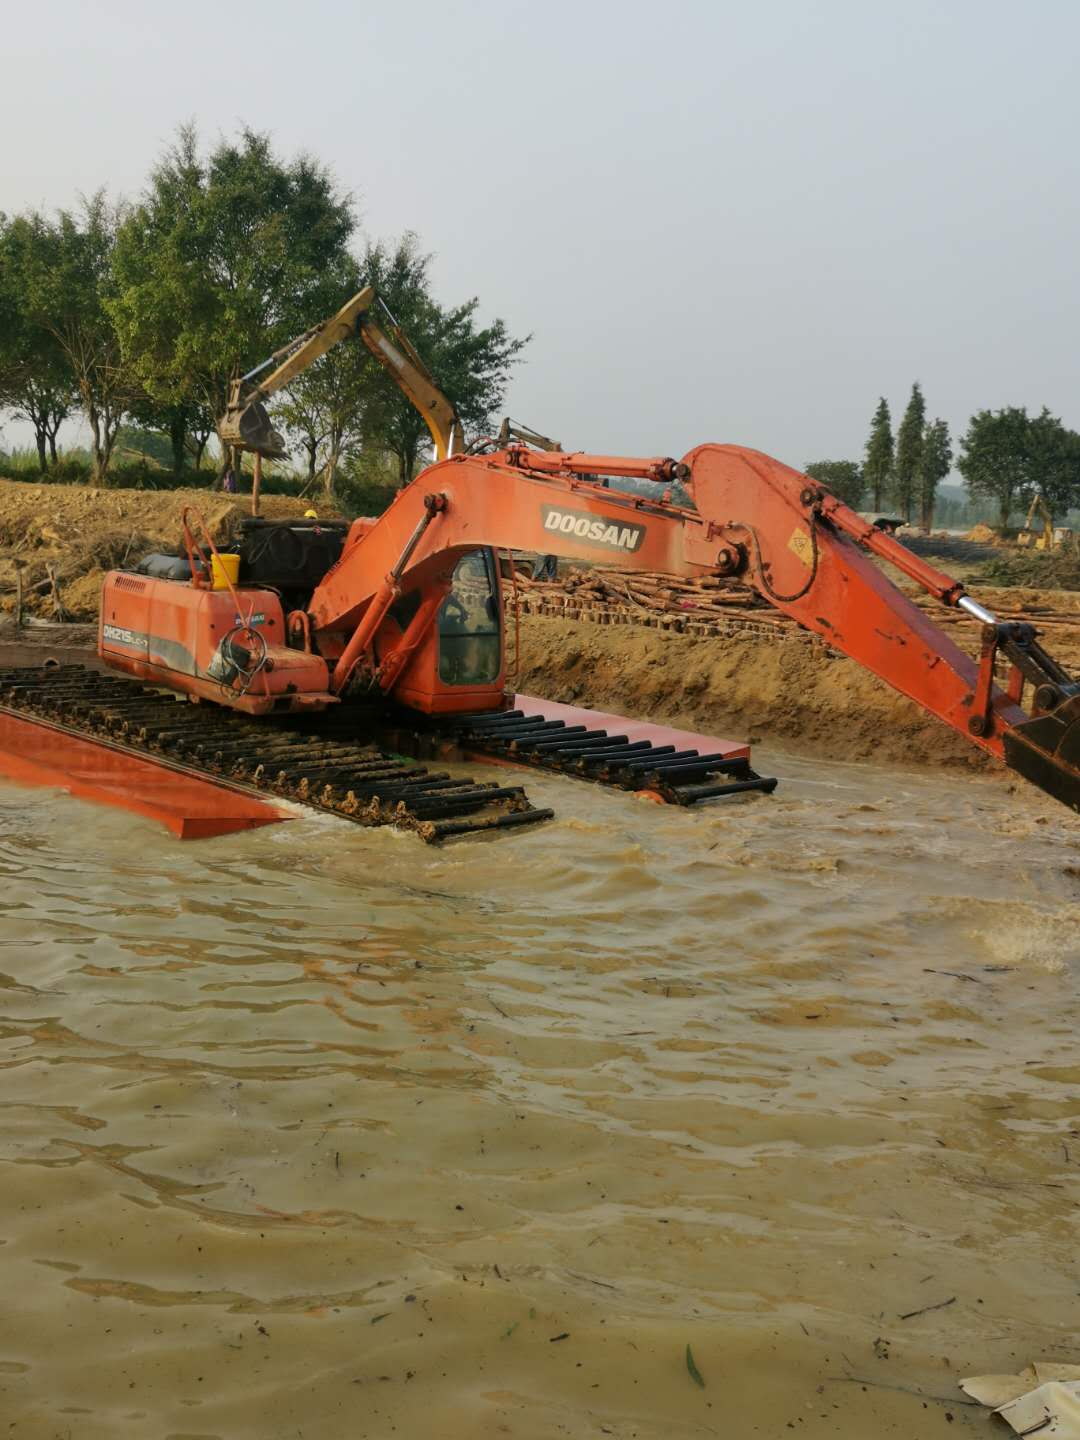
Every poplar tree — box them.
[917,418,952,530]
[863,398,894,510]
[893,382,926,521]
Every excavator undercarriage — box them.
[0,662,776,841]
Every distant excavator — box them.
[217,286,465,466]
[1017,494,1057,551]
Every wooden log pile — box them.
[507,566,804,640]
[506,564,1080,662]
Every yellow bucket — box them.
[210,552,241,591]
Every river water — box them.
[1,749,1078,1439]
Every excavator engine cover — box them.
[238,518,349,596]
[98,570,333,715]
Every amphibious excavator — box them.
[88,432,1080,818]
[3,291,1079,839]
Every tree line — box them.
[0,126,528,496]
[806,385,1080,531]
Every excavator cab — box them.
[380,548,507,716]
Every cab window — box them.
[438,550,501,685]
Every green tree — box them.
[863,397,894,510]
[109,125,355,440]
[357,234,528,485]
[276,339,372,499]
[803,459,865,508]
[0,213,78,471]
[183,401,216,471]
[126,393,216,474]
[11,195,134,483]
[276,381,328,486]
[1026,408,1080,524]
[956,407,1033,529]
[916,418,952,530]
[892,381,926,521]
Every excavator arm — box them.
[308,443,1080,814]
[1018,493,1056,550]
[218,287,464,461]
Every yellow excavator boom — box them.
[218,288,464,463]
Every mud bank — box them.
[514,613,990,770]
[0,480,322,621]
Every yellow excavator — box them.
[1017,493,1056,551]
[218,287,465,468]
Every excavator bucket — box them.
[217,398,286,458]
[1003,695,1080,814]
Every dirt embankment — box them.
[0,480,320,622]
[511,568,1080,769]
[515,614,990,769]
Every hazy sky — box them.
[4,0,1079,470]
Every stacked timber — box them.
[506,564,1080,664]
[507,566,802,641]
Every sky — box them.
[3,0,1080,471]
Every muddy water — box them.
[1,751,1079,1439]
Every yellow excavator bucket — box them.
[217,395,286,458]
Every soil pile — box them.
[515,613,983,769]
[513,564,1080,768]
[0,481,328,621]
[980,545,1080,592]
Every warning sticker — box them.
[787,528,814,568]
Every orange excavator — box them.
[2,286,1072,836]
[91,430,1080,819]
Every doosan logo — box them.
[541,506,646,553]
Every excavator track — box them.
[445,710,778,803]
[0,665,553,842]
[289,707,777,805]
